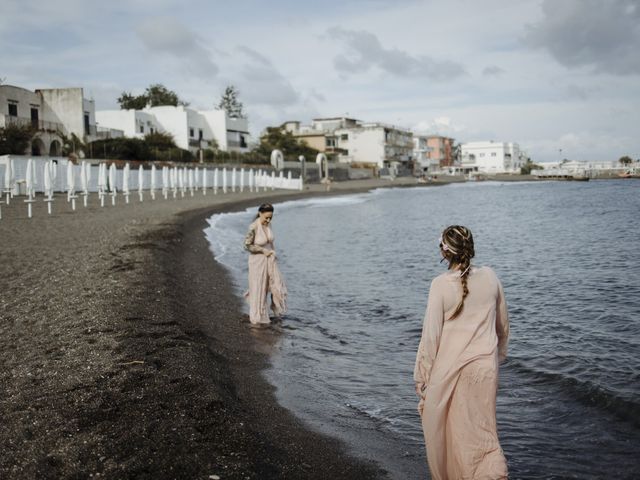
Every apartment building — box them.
[284,117,413,169]
[96,106,250,155]
[0,84,117,156]
[460,141,528,173]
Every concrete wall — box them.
[38,88,86,138]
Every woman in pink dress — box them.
[243,203,287,325]
[414,225,509,479]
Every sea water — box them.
[204,180,640,479]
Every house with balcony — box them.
[96,106,250,157]
[460,141,528,174]
[283,117,413,169]
[1,85,120,156]
[413,135,440,173]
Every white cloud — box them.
[524,0,640,75]
[136,17,219,78]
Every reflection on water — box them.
[205,180,640,480]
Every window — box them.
[479,153,485,157]
[84,113,90,135]
[31,108,39,128]
[150,127,154,134]
[190,128,195,137]
[198,129,203,140]
[139,125,144,134]
[8,102,18,116]
[341,134,348,141]
[491,152,497,157]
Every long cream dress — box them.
[243,219,287,324]
[414,266,509,480]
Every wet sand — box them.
[0,178,427,479]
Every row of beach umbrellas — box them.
[1,160,302,219]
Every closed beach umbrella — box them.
[202,167,207,194]
[222,167,227,193]
[66,161,75,199]
[80,161,89,194]
[43,161,54,214]
[138,165,144,201]
[108,163,116,192]
[98,163,106,192]
[213,168,219,194]
[44,161,52,196]
[123,163,130,194]
[151,164,157,190]
[4,158,14,203]
[231,167,237,192]
[25,158,34,195]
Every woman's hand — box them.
[265,250,275,258]
[415,382,426,396]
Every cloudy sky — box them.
[1,0,639,162]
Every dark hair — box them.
[440,225,475,320]
[255,203,274,219]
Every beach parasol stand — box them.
[80,161,90,207]
[150,164,157,200]
[122,162,131,204]
[138,165,144,202]
[67,160,78,210]
[97,162,107,207]
[24,158,36,218]
[108,163,117,205]
[43,160,54,214]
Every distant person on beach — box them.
[414,225,509,479]
[243,203,287,324]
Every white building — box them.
[96,106,250,155]
[413,135,439,173]
[460,141,528,174]
[336,122,413,169]
[1,84,120,156]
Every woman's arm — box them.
[414,279,445,389]
[496,279,510,363]
[244,225,266,254]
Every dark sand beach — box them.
[0,178,425,479]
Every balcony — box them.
[1,114,65,132]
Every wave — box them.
[508,358,640,428]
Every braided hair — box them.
[440,225,475,320]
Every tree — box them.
[0,124,35,155]
[520,159,543,175]
[217,85,245,119]
[254,126,319,160]
[117,84,189,109]
[619,155,633,165]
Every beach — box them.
[0,178,423,479]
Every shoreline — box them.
[0,179,422,479]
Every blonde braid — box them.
[441,226,475,320]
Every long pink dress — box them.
[243,219,287,324]
[414,266,510,480]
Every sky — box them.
[1,0,639,163]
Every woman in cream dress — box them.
[415,225,510,479]
[243,203,287,325]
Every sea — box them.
[204,179,640,479]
